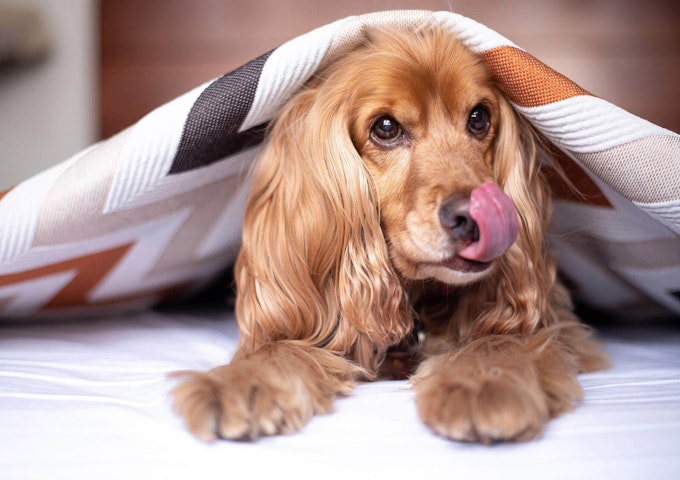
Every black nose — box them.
[439,196,479,243]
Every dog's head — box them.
[339,28,521,285]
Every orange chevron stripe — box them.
[0,187,12,201]
[482,46,592,107]
[0,244,132,308]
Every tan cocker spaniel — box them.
[173,26,608,444]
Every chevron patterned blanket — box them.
[0,10,678,319]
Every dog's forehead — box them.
[343,29,496,111]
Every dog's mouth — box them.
[456,183,519,263]
[439,255,492,273]
[429,183,517,276]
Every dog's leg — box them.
[172,342,360,441]
[411,323,606,443]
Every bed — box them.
[1,308,679,479]
[1,10,679,479]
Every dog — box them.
[172,26,608,444]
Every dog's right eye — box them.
[370,116,404,146]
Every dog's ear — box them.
[234,84,412,373]
[494,97,553,251]
[459,97,566,335]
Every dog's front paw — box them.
[413,359,549,443]
[171,363,318,442]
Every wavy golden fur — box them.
[172,27,608,444]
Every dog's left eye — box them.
[467,105,491,138]
[370,116,404,146]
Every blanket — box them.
[0,10,678,320]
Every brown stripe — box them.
[482,46,592,107]
[0,187,13,202]
[0,244,132,307]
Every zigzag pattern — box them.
[0,10,678,318]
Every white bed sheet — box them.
[1,308,679,480]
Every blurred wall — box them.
[100,0,679,138]
[0,0,97,191]
[0,1,677,191]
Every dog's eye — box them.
[370,116,403,146]
[467,105,491,138]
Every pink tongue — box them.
[458,183,519,263]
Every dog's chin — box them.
[400,255,494,286]
[440,255,492,274]
[428,256,494,285]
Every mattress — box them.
[2,308,679,480]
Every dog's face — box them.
[342,30,518,285]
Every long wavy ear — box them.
[459,96,565,336]
[234,83,412,373]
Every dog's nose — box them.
[439,196,479,243]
